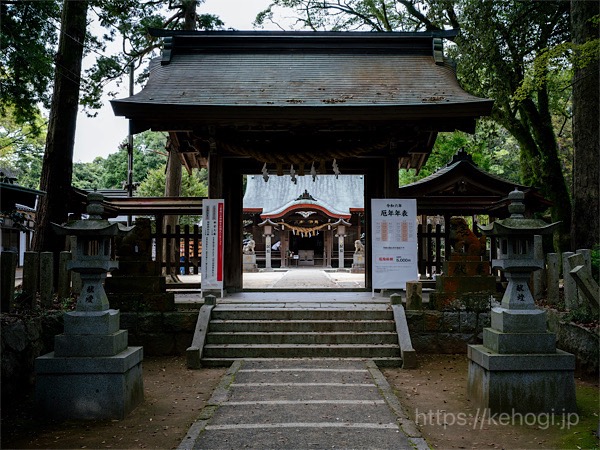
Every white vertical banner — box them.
[201,199,225,297]
[371,199,418,292]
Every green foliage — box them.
[255,0,455,31]
[71,131,169,189]
[399,121,521,186]
[137,167,208,198]
[137,166,207,226]
[0,107,46,189]
[72,158,107,190]
[82,0,225,111]
[563,305,597,325]
[557,384,600,450]
[0,1,61,130]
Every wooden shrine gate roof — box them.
[111,30,493,173]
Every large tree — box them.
[257,0,575,250]
[33,0,89,253]
[570,1,599,250]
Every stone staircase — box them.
[200,305,402,367]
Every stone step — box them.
[205,331,398,345]
[211,308,392,321]
[202,343,401,359]
[209,319,396,333]
[200,357,403,368]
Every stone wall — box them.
[546,310,599,377]
[0,310,197,405]
[3,308,597,405]
[405,310,491,353]
[120,311,197,355]
[1,312,63,404]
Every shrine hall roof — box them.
[397,149,551,216]
[243,174,364,219]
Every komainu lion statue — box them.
[449,217,486,256]
[354,239,365,254]
[243,238,255,254]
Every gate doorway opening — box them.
[242,173,366,289]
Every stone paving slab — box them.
[210,402,398,426]
[226,384,384,402]
[234,368,373,384]
[178,359,429,450]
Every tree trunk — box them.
[163,1,197,278]
[164,133,182,277]
[520,95,573,251]
[33,0,88,254]
[571,0,599,250]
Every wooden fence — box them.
[417,223,445,277]
[154,224,202,275]
[152,222,453,277]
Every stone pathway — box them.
[271,269,339,289]
[178,359,428,450]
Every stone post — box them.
[576,249,592,307]
[281,232,288,268]
[546,253,559,305]
[1,251,17,312]
[23,251,39,308]
[562,251,578,309]
[532,235,544,300]
[57,251,72,299]
[336,225,346,269]
[70,236,82,295]
[405,281,422,310]
[568,251,594,310]
[264,225,273,271]
[39,252,54,308]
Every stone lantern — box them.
[467,189,576,413]
[54,191,130,311]
[35,192,144,420]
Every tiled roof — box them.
[112,31,492,124]
[243,174,364,218]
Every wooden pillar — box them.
[325,229,333,268]
[208,150,223,199]
[222,159,243,292]
[384,156,400,198]
[281,230,289,268]
[363,159,386,289]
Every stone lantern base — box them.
[35,309,144,420]
[352,253,365,272]
[243,253,258,272]
[467,307,576,414]
[467,346,577,414]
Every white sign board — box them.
[201,199,225,297]
[371,199,418,291]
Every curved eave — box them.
[111,101,493,132]
[261,202,351,220]
[399,160,523,196]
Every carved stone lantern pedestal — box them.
[35,192,144,420]
[467,190,576,413]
